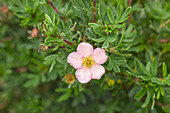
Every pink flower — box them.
[67,42,107,84]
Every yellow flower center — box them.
[83,57,94,68]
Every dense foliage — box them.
[0,0,170,113]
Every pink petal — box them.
[67,52,83,69]
[90,64,105,79]
[92,48,107,64]
[75,67,92,83]
[77,42,94,57]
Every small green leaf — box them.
[160,87,164,96]
[146,62,151,72]
[140,62,152,76]
[112,59,126,65]
[151,77,163,85]
[88,23,100,28]
[134,88,146,100]
[102,40,109,48]
[156,91,160,99]
[92,37,106,42]
[113,65,120,73]
[151,97,155,110]
[107,7,114,24]
[107,60,113,70]
[142,91,150,108]
[45,14,52,24]
[134,58,142,74]
[121,7,132,19]
[117,4,121,20]
[151,59,157,76]
[163,78,170,86]
[107,37,116,42]
[93,27,107,36]
[57,89,72,102]
[162,62,167,78]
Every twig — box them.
[156,102,170,109]
[0,36,13,43]
[128,0,132,22]
[159,19,170,29]
[57,34,74,45]
[47,0,60,13]
[47,0,68,23]
[92,0,96,23]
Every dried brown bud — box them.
[62,74,75,84]
[1,6,8,14]
[40,45,48,51]
[31,29,38,38]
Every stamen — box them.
[83,57,94,68]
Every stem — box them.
[47,0,60,13]
[93,0,96,23]
[156,102,170,109]
[38,34,46,38]
[57,34,74,45]
[128,0,132,22]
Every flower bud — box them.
[40,45,48,51]
[62,74,75,84]
[1,6,8,14]
[31,29,38,38]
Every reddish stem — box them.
[47,0,60,13]
[57,34,74,45]
[93,0,96,23]
[128,0,132,22]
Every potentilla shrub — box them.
[3,0,170,112]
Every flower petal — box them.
[77,42,94,57]
[67,52,83,69]
[75,68,92,83]
[90,64,105,79]
[92,48,107,64]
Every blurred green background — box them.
[0,0,170,113]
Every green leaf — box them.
[160,87,164,96]
[107,37,116,42]
[107,7,114,24]
[151,59,157,76]
[134,58,142,74]
[140,62,152,76]
[112,59,126,65]
[102,40,109,48]
[45,14,52,24]
[113,65,120,73]
[156,91,160,99]
[142,91,150,108]
[24,76,39,87]
[138,76,152,81]
[88,23,101,28]
[151,77,163,85]
[121,7,132,19]
[151,97,155,110]
[117,4,121,20]
[162,62,167,78]
[55,88,68,92]
[12,0,24,7]
[57,89,72,102]
[116,33,124,48]
[93,27,107,36]
[146,62,151,72]
[163,78,170,86]
[107,60,113,70]
[92,37,106,42]
[135,88,146,100]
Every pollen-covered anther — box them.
[83,57,94,68]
